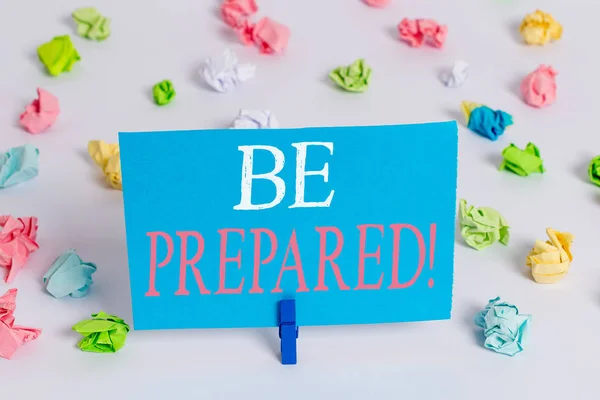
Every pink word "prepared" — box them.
[145,223,437,296]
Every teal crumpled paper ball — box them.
[468,106,513,141]
[0,145,39,189]
[474,297,531,356]
[43,249,97,298]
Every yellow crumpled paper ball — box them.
[526,228,573,284]
[519,10,562,45]
[87,140,122,190]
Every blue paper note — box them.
[119,123,458,329]
[43,249,97,298]
[0,145,39,189]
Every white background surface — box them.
[1,0,599,398]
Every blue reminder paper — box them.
[119,122,458,330]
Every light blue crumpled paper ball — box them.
[0,144,39,189]
[474,296,531,356]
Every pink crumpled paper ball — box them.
[238,17,290,54]
[397,18,447,48]
[253,17,290,54]
[19,88,60,134]
[0,288,42,360]
[520,65,558,108]
[363,0,391,8]
[237,19,256,45]
[0,216,39,284]
[221,0,258,29]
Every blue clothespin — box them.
[278,299,298,365]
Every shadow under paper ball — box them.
[574,156,593,185]
[507,75,523,101]
[485,152,503,169]
[507,19,524,45]
[463,304,486,348]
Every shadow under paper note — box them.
[80,233,133,323]
[444,108,465,126]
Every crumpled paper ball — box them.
[363,0,390,8]
[72,7,111,41]
[526,228,573,284]
[236,18,290,54]
[251,17,290,54]
[231,109,279,129]
[201,49,255,93]
[221,0,258,29]
[152,80,176,105]
[237,19,256,45]
[521,65,557,108]
[43,249,98,298]
[474,297,531,357]
[0,216,39,283]
[87,140,122,190]
[461,101,513,141]
[19,88,60,134]
[72,311,130,353]
[37,35,81,76]
[397,18,447,48]
[329,58,372,93]
[0,288,42,360]
[520,10,562,45]
[441,60,468,88]
[588,156,600,187]
[0,145,39,189]
[458,199,510,250]
[499,142,545,177]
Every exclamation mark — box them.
[428,224,436,288]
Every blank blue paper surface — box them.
[119,122,458,330]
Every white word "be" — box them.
[233,142,334,210]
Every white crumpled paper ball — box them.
[441,60,469,88]
[201,49,256,93]
[231,109,279,129]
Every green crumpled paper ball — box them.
[37,35,81,76]
[72,311,130,353]
[329,58,372,93]
[499,142,545,176]
[153,80,176,105]
[72,7,111,41]
[588,156,600,187]
[459,199,510,250]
